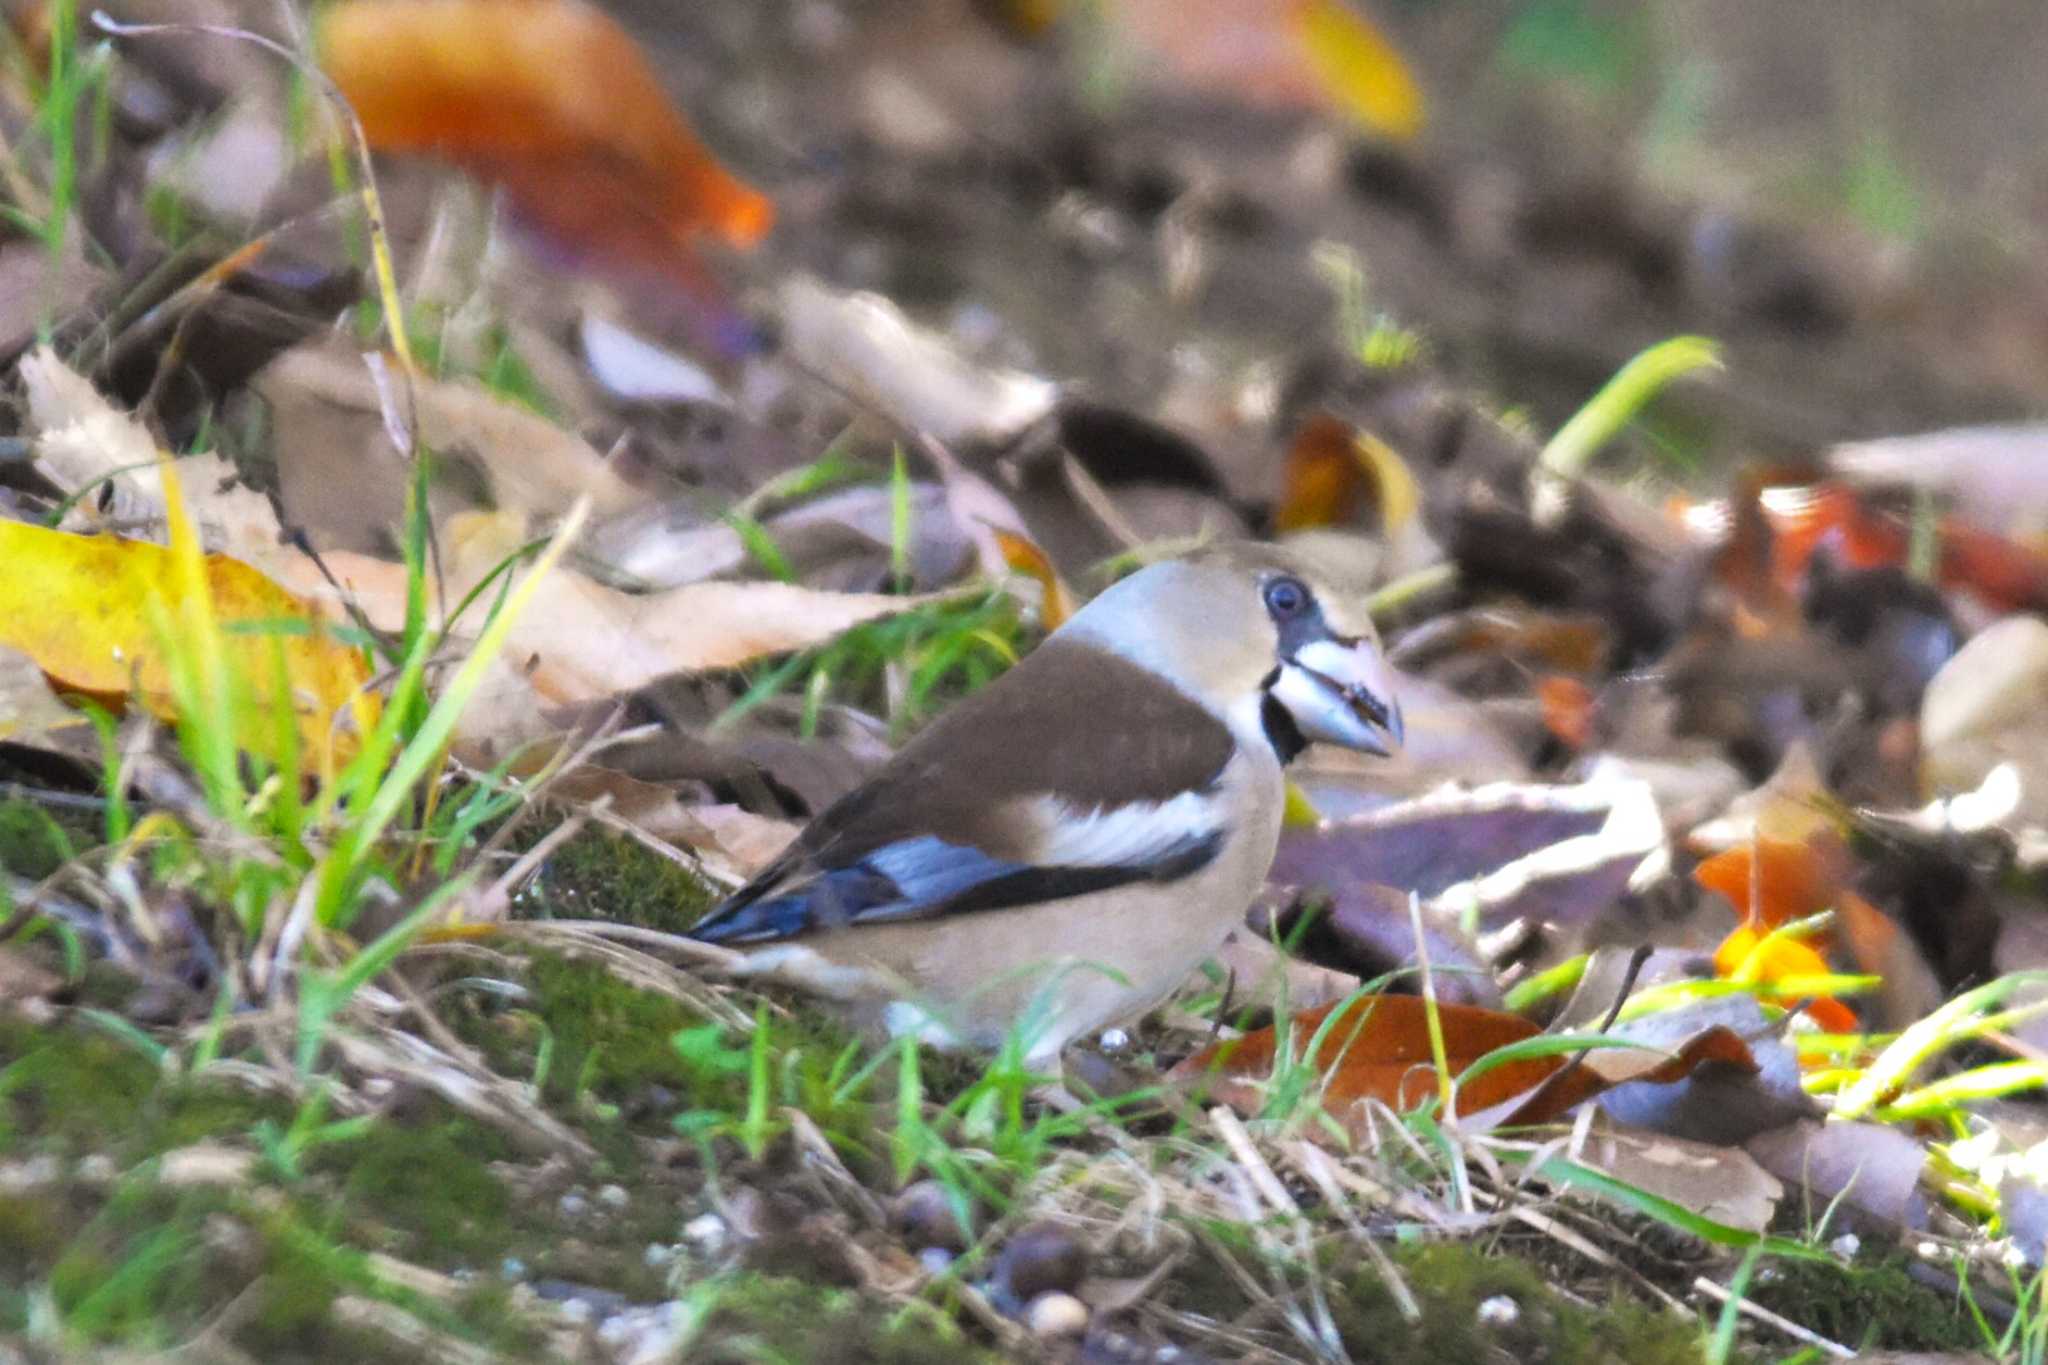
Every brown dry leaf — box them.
[1274,412,1365,533]
[1177,991,1757,1135]
[273,508,935,706]
[1922,614,2048,826]
[1175,994,1548,1119]
[256,338,646,553]
[670,804,801,885]
[318,0,773,277]
[1209,928,1363,1017]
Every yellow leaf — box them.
[0,514,378,771]
[1292,0,1425,142]
[1281,778,1323,828]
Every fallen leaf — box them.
[1177,993,1546,1119]
[1572,1122,1783,1234]
[19,347,278,552]
[1274,413,1365,533]
[0,510,376,769]
[779,277,1057,447]
[1921,614,2048,826]
[1694,833,1866,1031]
[993,529,1076,630]
[1694,835,1846,935]
[1110,0,1424,141]
[1536,673,1596,750]
[0,643,87,742]
[255,337,647,554]
[269,507,940,712]
[1210,928,1365,1018]
[318,0,772,283]
[1174,991,1754,1133]
[1684,478,2048,613]
[1745,1118,1931,1237]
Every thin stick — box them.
[1691,1274,1853,1358]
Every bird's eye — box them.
[1263,576,1310,619]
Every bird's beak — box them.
[1269,638,1404,757]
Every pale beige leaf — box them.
[19,346,287,563]
[780,275,1057,446]
[1574,1122,1782,1233]
[0,643,84,742]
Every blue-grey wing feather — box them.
[688,829,1223,945]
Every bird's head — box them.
[1057,539,1404,764]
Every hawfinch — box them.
[688,541,1403,1063]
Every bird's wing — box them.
[686,793,1227,944]
[686,641,1238,946]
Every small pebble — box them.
[893,1179,971,1252]
[682,1212,729,1255]
[597,1183,630,1211]
[1025,1291,1089,1339]
[1476,1294,1519,1328]
[558,1192,590,1219]
[918,1246,955,1276]
[996,1222,1090,1302]
[1098,1028,1131,1053]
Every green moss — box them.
[317,1114,519,1265]
[519,823,718,935]
[0,1015,289,1159]
[695,1273,1007,1365]
[1327,1240,1704,1365]
[1746,1253,1980,1354]
[0,796,96,880]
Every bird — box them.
[687,539,1404,1064]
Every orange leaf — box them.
[1182,995,1546,1115]
[319,0,772,271]
[1274,413,1362,533]
[1535,673,1595,750]
[1176,993,1757,1131]
[1716,478,2048,613]
[993,529,1076,631]
[1692,836,1843,932]
[1712,925,1860,1034]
